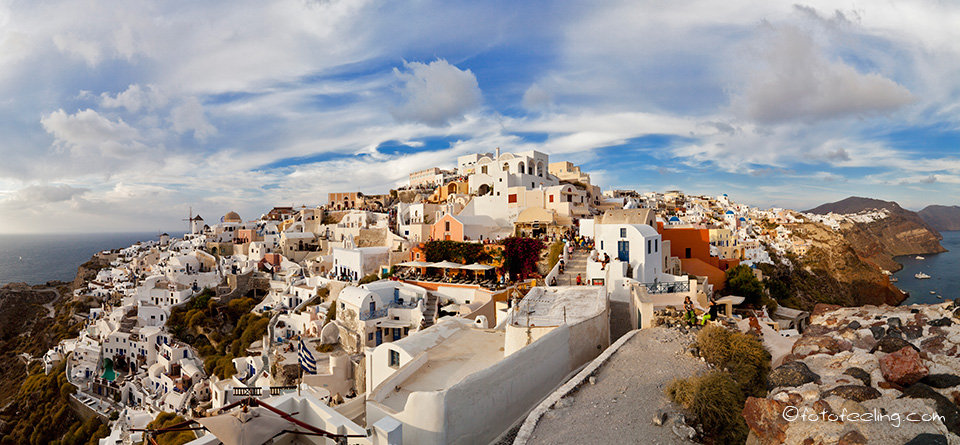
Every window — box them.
[389,350,400,368]
[655,239,659,253]
[368,333,374,341]
[620,228,627,238]
[481,166,488,174]
[647,240,651,254]
[549,195,554,203]
[508,194,518,203]
[445,221,451,231]
[685,247,692,259]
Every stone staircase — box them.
[557,251,589,286]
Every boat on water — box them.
[931,291,937,294]
[889,276,898,282]
[916,256,925,260]
[937,295,943,299]
[915,272,931,279]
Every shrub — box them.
[547,242,563,270]
[665,325,771,443]
[667,371,748,443]
[358,274,379,285]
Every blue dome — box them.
[669,216,681,221]
[725,210,734,215]
[739,217,746,221]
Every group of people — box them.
[682,294,722,326]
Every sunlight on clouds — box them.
[390,59,482,127]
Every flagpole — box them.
[298,335,302,396]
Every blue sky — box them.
[1,1,959,233]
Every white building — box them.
[335,281,429,352]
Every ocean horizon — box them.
[0,231,184,286]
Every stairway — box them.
[558,251,589,286]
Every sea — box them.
[894,230,960,305]
[0,232,182,286]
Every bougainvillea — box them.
[500,237,545,280]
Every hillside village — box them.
[41,149,931,445]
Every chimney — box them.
[495,147,500,158]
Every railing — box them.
[233,386,262,397]
[358,300,420,320]
[643,281,690,294]
[359,308,389,321]
[270,386,296,395]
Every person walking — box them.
[576,274,583,285]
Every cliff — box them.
[805,196,945,273]
[919,205,960,232]
[764,223,905,309]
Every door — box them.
[393,328,401,341]
[617,240,629,262]
[376,329,383,346]
[394,288,400,304]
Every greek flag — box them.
[298,338,316,374]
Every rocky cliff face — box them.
[919,205,960,232]
[836,209,945,273]
[803,196,946,273]
[771,223,906,308]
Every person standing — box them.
[576,274,583,285]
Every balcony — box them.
[358,300,420,320]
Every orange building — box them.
[658,224,739,290]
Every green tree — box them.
[722,265,764,306]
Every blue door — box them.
[617,240,630,262]
[376,330,383,345]
[394,288,400,304]
[393,328,401,340]
[369,301,376,313]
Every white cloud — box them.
[40,109,144,158]
[522,84,553,110]
[170,97,217,141]
[732,21,914,123]
[100,84,165,113]
[390,59,482,127]
[52,33,102,67]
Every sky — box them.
[1,0,959,233]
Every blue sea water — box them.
[0,232,182,286]
[894,230,960,305]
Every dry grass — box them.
[664,324,771,443]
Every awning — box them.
[429,261,463,269]
[196,406,291,445]
[460,264,494,271]
[377,320,412,328]
[396,261,431,267]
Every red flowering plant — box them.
[500,237,545,281]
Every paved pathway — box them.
[526,327,708,445]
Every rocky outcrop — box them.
[71,254,113,291]
[744,302,960,444]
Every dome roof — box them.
[224,211,242,223]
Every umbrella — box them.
[429,261,463,268]
[396,261,432,267]
[460,264,494,270]
[429,261,463,280]
[196,406,292,445]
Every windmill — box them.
[183,206,193,234]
